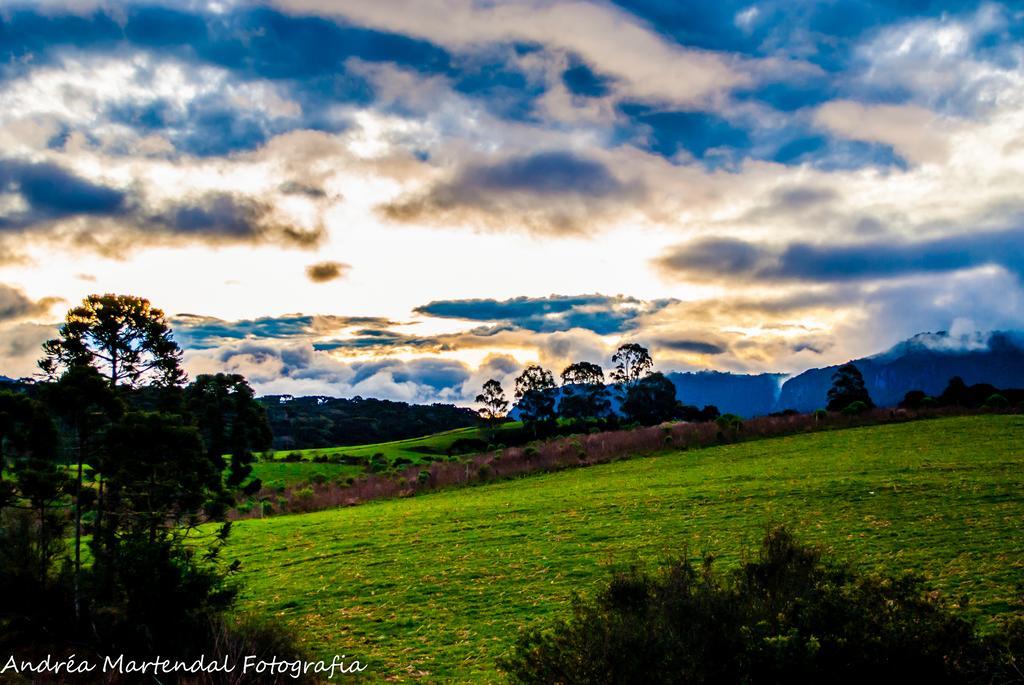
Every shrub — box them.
[842,400,869,416]
[813,409,828,421]
[283,451,303,463]
[293,486,314,503]
[417,469,431,486]
[309,472,328,485]
[984,393,1009,409]
[523,446,539,461]
[501,527,1019,684]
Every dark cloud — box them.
[0,158,322,251]
[656,227,1024,283]
[656,238,764,279]
[0,159,127,229]
[0,284,60,322]
[306,261,350,283]
[380,151,642,233]
[655,339,726,355]
[415,293,676,335]
[313,329,450,353]
[280,181,329,198]
[145,193,323,246]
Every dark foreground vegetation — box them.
[0,294,306,683]
[502,527,1024,685]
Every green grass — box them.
[225,415,1024,682]
[266,422,522,465]
[250,461,365,488]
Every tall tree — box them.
[39,294,185,388]
[560,361,610,422]
[514,365,557,437]
[185,373,271,497]
[475,379,509,440]
[41,366,121,621]
[610,343,653,398]
[826,363,874,411]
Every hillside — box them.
[226,415,1024,682]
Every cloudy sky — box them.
[1,0,1023,404]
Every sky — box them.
[1,0,1023,405]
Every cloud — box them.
[0,158,127,229]
[183,339,475,403]
[0,156,324,253]
[272,0,751,108]
[656,226,1024,283]
[0,284,60,322]
[654,338,727,355]
[172,313,399,349]
[813,100,953,164]
[414,293,676,335]
[379,150,643,234]
[305,260,350,283]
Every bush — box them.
[417,469,431,486]
[984,393,1009,409]
[813,408,828,421]
[501,528,1020,684]
[309,471,328,485]
[842,400,869,415]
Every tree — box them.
[185,373,271,496]
[514,365,557,437]
[621,372,681,425]
[939,376,971,407]
[559,362,610,422]
[610,343,653,398]
[475,379,509,440]
[826,363,874,412]
[41,366,121,621]
[39,293,185,388]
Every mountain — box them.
[666,371,785,417]
[776,331,1024,411]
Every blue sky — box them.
[1,1,1022,403]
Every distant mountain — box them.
[776,331,1024,411]
[666,371,785,417]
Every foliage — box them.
[610,343,653,396]
[185,373,271,493]
[260,394,478,450]
[826,363,875,411]
[475,378,509,438]
[621,372,681,425]
[559,362,611,422]
[501,528,1018,684]
[39,293,185,388]
[514,365,558,436]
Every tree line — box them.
[476,343,721,438]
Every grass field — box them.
[226,415,1024,682]
[264,422,523,464]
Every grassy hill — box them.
[251,423,523,487]
[226,415,1024,682]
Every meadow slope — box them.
[226,415,1024,682]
